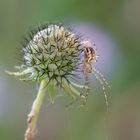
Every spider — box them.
[80,40,111,112]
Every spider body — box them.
[83,41,96,74]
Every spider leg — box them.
[92,69,109,113]
[65,75,90,108]
[79,73,91,107]
[93,67,111,89]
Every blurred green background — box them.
[0,0,140,140]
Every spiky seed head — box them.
[10,24,83,83]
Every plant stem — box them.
[24,79,47,140]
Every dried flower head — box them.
[13,24,80,80]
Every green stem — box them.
[24,79,47,140]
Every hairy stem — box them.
[24,79,47,140]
